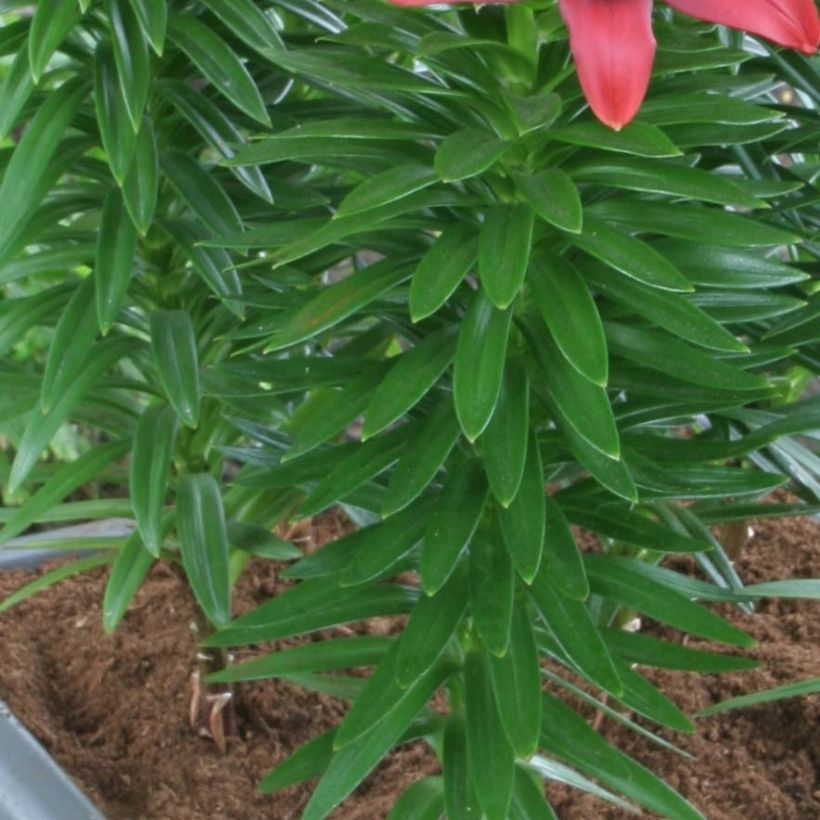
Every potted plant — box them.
[1,1,819,818]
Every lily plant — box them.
[1,1,820,818]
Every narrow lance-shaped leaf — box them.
[176,473,231,629]
[95,188,137,333]
[470,522,514,657]
[94,42,136,184]
[122,117,158,235]
[150,309,201,428]
[479,203,534,309]
[28,1,81,83]
[128,0,168,55]
[130,404,177,556]
[453,290,513,442]
[102,528,156,633]
[105,0,150,131]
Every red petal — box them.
[665,0,820,54]
[559,0,656,130]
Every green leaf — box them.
[396,562,468,686]
[106,0,150,131]
[201,0,284,54]
[303,662,452,820]
[465,650,515,820]
[409,223,477,322]
[381,398,461,517]
[227,522,302,561]
[698,678,820,717]
[208,636,392,684]
[102,529,155,632]
[499,432,545,583]
[0,80,85,258]
[40,277,98,414]
[524,317,620,458]
[160,149,243,237]
[336,163,437,219]
[387,778,445,820]
[342,497,435,586]
[530,255,608,385]
[510,767,558,820]
[470,523,514,656]
[8,338,133,493]
[130,404,177,556]
[149,309,201,428]
[582,263,746,353]
[540,693,704,820]
[267,258,413,352]
[128,0,167,55]
[504,90,562,136]
[550,121,682,158]
[122,117,158,235]
[572,217,692,292]
[204,581,418,648]
[421,457,487,595]
[543,494,588,600]
[28,1,80,83]
[363,328,455,439]
[169,13,271,126]
[0,555,111,614]
[479,203,534,309]
[95,188,137,333]
[605,322,768,392]
[453,290,512,441]
[0,46,35,141]
[489,601,542,756]
[514,169,583,234]
[260,730,336,795]
[529,567,623,695]
[176,473,231,629]
[443,714,477,820]
[0,440,129,546]
[480,358,529,507]
[602,628,757,674]
[435,128,508,182]
[584,555,755,648]
[94,42,136,184]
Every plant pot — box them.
[0,520,133,820]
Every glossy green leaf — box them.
[479,203,534,309]
[470,524,514,656]
[443,715,477,820]
[382,398,461,517]
[698,678,820,717]
[106,0,150,131]
[94,42,136,184]
[572,217,692,292]
[435,128,508,182]
[122,117,158,235]
[453,290,512,441]
[28,1,80,83]
[40,276,98,414]
[102,528,156,632]
[542,494,588,601]
[95,188,136,333]
[201,0,284,54]
[259,730,336,795]
[409,223,477,322]
[530,255,608,385]
[421,457,488,595]
[0,440,129,547]
[0,42,35,141]
[510,767,558,820]
[128,0,167,54]
[336,163,437,219]
[489,602,542,756]
[363,329,455,439]
[499,432,545,583]
[387,778,444,820]
[176,472,231,629]
[396,562,468,686]
[130,403,177,556]
[465,650,515,820]
[514,169,583,234]
[149,309,201,428]
[529,566,623,695]
[550,121,682,158]
[169,14,271,126]
[205,581,418,647]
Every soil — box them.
[0,512,818,820]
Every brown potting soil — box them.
[0,512,818,820]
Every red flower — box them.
[389,0,820,129]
